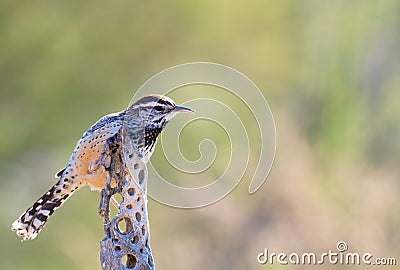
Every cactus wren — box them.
[12,94,194,241]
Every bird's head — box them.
[123,94,195,160]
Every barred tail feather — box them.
[11,183,73,241]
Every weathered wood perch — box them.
[99,132,154,270]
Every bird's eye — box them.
[153,106,164,111]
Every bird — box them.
[11,94,194,241]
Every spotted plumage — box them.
[12,94,194,241]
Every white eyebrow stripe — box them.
[130,101,175,110]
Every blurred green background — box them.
[1,1,400,269]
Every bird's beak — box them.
[174,105,196,114]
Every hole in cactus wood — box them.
[121,254,136,269]
[116,216,133,234]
